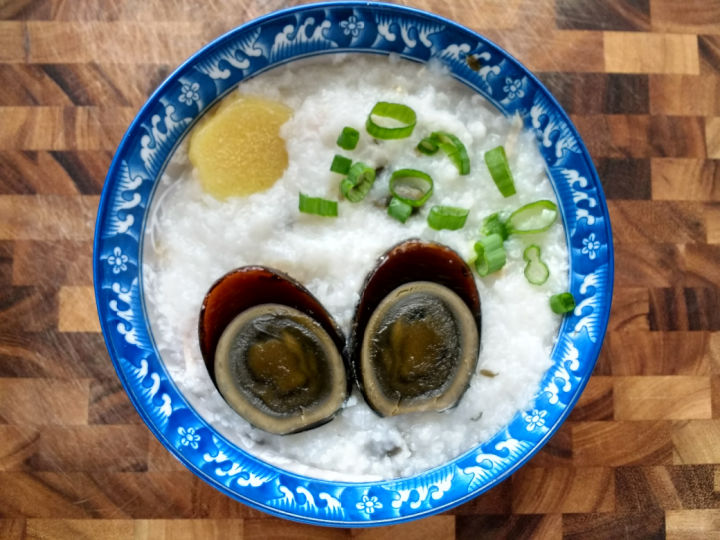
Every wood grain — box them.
[0,195,98,240]
[0,107,135,150]
[608,200,705,243]
[648,287,720,331]
[650,75,720,116]
[615,465,719,512]
[602,331,713,375]
[568,377,613,421]
[613,376,712,420]
[23,22,225,64]
[607,288,650,331]
[572,421,674,466]
[58,286,100,332]
[562,510,666,539]
[539,73,649,116]
[0,379,90,425]
[707,117,720,158]
[485,30,605,72]
[604,32,700,74]
[665,509,720,540]
[456,514,562,540]
[510,467,615,513]
[556,0,650,31]
[706,203,720,242]
[1,0,719,537]
[672,420,720,464]
[651,0,720,34]
[594,157,651,199]
[652,158,720,201]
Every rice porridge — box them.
[142,54,568,481]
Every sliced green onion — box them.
[428,205,469,230]
[431,131,470,175]
[299,193,337,217]
[523,245,550,285]
[330,154,352,174]
[340,162,376,203]
[473,234,506,277]
[484,145,516,197]
[336,126,359,150]
[481,212,510,240]
[417,132,470,174]
[550,292,576,314]
[417,136,439,155]
[387,196,413,223]
[507,200,558,234]
[389,168,433,207]
[366,102,416,140]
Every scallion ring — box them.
[416,136,439,155]
[366,102,417,140]
[428,205,469,230]
[522,244,550,285]
[481,212,510,240]
[340,162,376,203]
[484,145,516,197]
[507,200,558,234]
[389,168,433,208]
[473,234,506,277]
[336,126,359,150]
[550,292,576,314]
[298,193,338,217]
[431,131,470,175]
[387,196,413,223]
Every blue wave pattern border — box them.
[94,2,612,526]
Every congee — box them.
[143,54,569,480]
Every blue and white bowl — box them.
[93,2,613,526]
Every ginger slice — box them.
[189,95,292,199]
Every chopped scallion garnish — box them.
[387,196,413,223]
[507,200,558,235]
[340,162,376,203]
[417,136,439,155]
[336,126,359,150]
[431,131,471,175]
[550,292,576,314]
[366,102,416,140]
[298,193,338,217]
[484,145,516,197]
[523,244,550,285]
[473,234,506,276]
[428,205,469,230]
[481,212,510,240]
[330,154,352,174]
[389,168,433,207]
[417,131,470,174]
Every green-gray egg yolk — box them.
[227,314,329,415]
[369,292,459,400]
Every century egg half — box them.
[198,266,349,435]
[349,240,481,417]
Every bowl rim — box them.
[93,0,614,526]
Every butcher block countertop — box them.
[1,0,720,538]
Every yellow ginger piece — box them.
[189,95,292,199]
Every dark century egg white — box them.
[198,266,349,435]
[349,239,482,417]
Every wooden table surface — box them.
[1,0,720,538]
